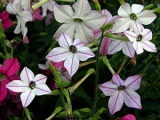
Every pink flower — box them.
[120,114,136,120]
[0,11,13,30]
[0,58,20,102]
[32,8,43,21]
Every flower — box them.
[0,58,20,102]
[6,67,51,107]
[0,11,13,30]
[46,33,95,77]
[124,23,157,54]
[112,3,156,33]
[99,73,142,115]
[32,8,43,21]
[120,114,136,120]
[13,0,31,11]
[53,0,106,45]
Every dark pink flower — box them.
[32,8,43,21]
[0,58,20,102]
[120,114,136,120]
[0,11,13,29]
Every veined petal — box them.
[112,74,124,86]
[112,18,131,33]
[124,75,142,90]
[73,39,84,48]
[118,3,131,17]
[124,31,137,42]
[83,10,106,30]
[141,41,157,53]
[20,67,35,84]
[34,84,51,95]
[122,42,135,58]
[124,90,142,109]
[6,3,17,15]
[94,29,102,39]
[6,80,29,92]
[33,74,47,85]
[100,37,111,55]
[54,4,73,23]
[76,47,95,61]
[99,81,118,96]
[64,55,79,77]
[59,33,73,48]
[20,90,35,107]
[137,10,157,25]
[46,47,72,62]
[142,29,152,41]
[133,42,144,54]
[108,91,124,115]
[72,0,91,18]
[102,9,112,24]
[131,4,144,14]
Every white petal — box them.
[137,10,157,25]
[59,33,73,48]
[38,64,49,70]
[131,4,144,13]
[6,80,29,92]
[20,90,35,107]
[54,4,73,23]
[133,42,144,54]
[64,55,79,77]
[72,0,91,18]
[141,29,152,41]
[73,39,84,48]
[108,91,124,115]
[33,74,47,85]
[94,29,102,40]
[21,11,33,22]
[21,0,30,10]
[124,31,137,42]
[118,3,131,17]
[133,22,143,35]
[141,41,157,53]
[122,42,135,58]
[6,3,17,15]
[14,16,21,34]
[46,47,72,62]
[13,0,20,4]
[112,74,125,86]
[102,9,112,24]
[83,10,106,30]
[34,84,51,95]
[124,90,142,109]
[47,0,55,12]
[20,67,35,84]
[76,47,95,61]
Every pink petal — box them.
[64,55,79,77]
[0,79,8,102]
[33,74,47,85]
[99,81,118,96]
[120,114,136,120]
[59,33,73,48]
[108,91,124,115]
[124,90,142,109]
[141,41,157,53]
[142,29,152,41]
[46,47,72,62]
[94,29,102,39]
[20,67,35,84]
[124,75,142,90]
[131,4,144,13]
[122,42,135,58]
[112,74,124,86]
[23,36,29,43]
[20,90,35,107]
[124,31,137,42]
[133,42,144,54]
[100,37,111,55]
[73,38,84,48]
[118,3,131,17]
[34,84,51,95]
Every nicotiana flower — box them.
[13,0,31,11]
[0,58,20,102]
[53,0,106,45]
[99,74,142,115]
[6,67,51,107]
[46,33,95,77]
[0,11,13,30]
[112,3,157,33]
[6,2,32,38]
[32,8,43,21]
[124,23,157,54]
[120,114,136,120]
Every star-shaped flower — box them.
[112,3,156,33]
[124,23,157,54]
[46,33,95,77]
[53,0,106,45]
[6,67,51,107]
[99,74,142,115]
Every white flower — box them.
[112,3,156,33]
[6,67,51,108]
[13,0,31,11]
[53,0,106,45]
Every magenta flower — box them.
[99,74,142,115]
[0,11,13,30]
[120,114,136,120]
[32,8,43,22]
[0,58,20,102]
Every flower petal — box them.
[142,29,152,41]
[20,90,35,107]
[108,91,124,115]
[112,74,124,86]
[59,33,73,48]
[133,42,144,54]
[64,55,79,77]
[34,84,51,95]
[141,41,157,53]
[122,42,135,58]
[33,74,47,85]
[0,80,8,102]
[102,9,112,24]
[118,3,131,17]
[73,38,84,48]
[46,47,72,62]
[6,3,17,15]
[99,81,118,96]
[20,67,35,84]
[100,37,111,55]
[124,75,142,90]
[131,4,144,13]
[124,90,142,109]
[94,29,102,39]
[124,31,137,42]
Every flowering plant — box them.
[0,0,160,119]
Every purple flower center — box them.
[29,81,36,89]
[137,35,143,41]
[130,13,137,20]
[74,18,83,23]
[118,85,126,91]
[70,45,77,54]
[0,73,6,81]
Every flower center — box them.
[118,85,126,91]
[136,35,143,41]
[74,18,83,23]
[0,73,6,81]
[29,81,36,89]
[69,45,77,54]
[130,13,137,20]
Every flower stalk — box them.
[32,0,49,11]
